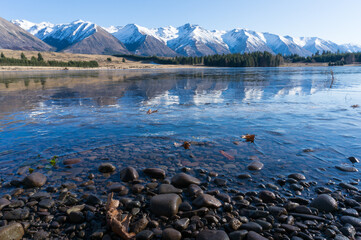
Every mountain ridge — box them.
[10,18,361,57]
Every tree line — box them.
[115,52,284,67]
[285,51,361,66]
[0,52,99,68]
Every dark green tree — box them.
[37,53,44,62]
[0,52,4,58]
[21,52,27,60]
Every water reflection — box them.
[0,68,361,184]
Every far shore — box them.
[1,49,361,72]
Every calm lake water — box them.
[0,67,360,187]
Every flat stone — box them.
[150,193,182,217]
[131,216,149,234]
[63,158,82,165]
[143,168,166,179]
[30,191,51,200]
[229,230,248,240]
[214,178,227,186]
[341,216,361,228]
[38,199,55,209]
[310,194,338,212]
[3,208,30,220]
[339,182,358,191]
[281,224,301,232]
[23,172,47,188]
[136,230,154,240]
[193,193,222,208]
[0,198,11,210]
[258,190,276,203]
[238,174,251,179]
[162,228,181,240]
[240,222,263,233]
[336,166,358,172]
[197,230,230,240]
[109,183,126,192]
[159,184,182,194]
[247,231,268,240]
[171,173,201,188]
[288,173,306,180]
[98,163,116,173]
[0,223,24,240]
[247,161,264,171]
[66,204,85,215]
[120,167,139,182]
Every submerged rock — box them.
[23,172,47,188]
[120,167,139,182]
[335,165,358,172]
[98,163,116,173]
[247,161,264,171]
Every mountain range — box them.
[4,18,361,57]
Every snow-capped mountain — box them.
[0,17,52,51]
[11,19,54,39]
[12,19,129,55]
[11,18,361,57]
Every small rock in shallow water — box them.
[247,161,264,171]
[171,173,201,188]
[23,172,47,188]
[98,163,116,173]
[63,158,82,165]
[120,167,139,182]
[143,168,166,179]
[159,184,182,194]
[288,173,306,181]
[197,230,230,240]
[258,190,276,203]
[348,156,359,164]
[150,193,182,217]
[0,223,24,240]
[310,194,338,212]
[339,182,358,191]
[335,165,358,172]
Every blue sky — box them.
[2,0,361,44]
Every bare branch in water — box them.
[330,70,335,88]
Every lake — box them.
[0,67,360,191]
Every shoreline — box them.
[0,148,360,239]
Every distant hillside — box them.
[0,17,52,51]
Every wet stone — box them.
[348,156,359,164]
[0,198,10,210]
[159,184,182,194]
[0,223,24,240]
[310,194,338,212]
[342,208,359,217]
[229,218,243,230]
[258,190,276,203]
[288,173,306,181]
[247,231,268,240]
[3,208,30,220]
[339,182,358,191]
[23,172,47,188]
[162,228,182,240]
[98,163,116,173]
[63,158,82,165]
[188,184,203,197]
[38,199,55,209]
[33,230,49,240]
[247,161,264,171]
[131,216,149,234]
[229,230,248,240]
[193,193,222,208]
[174,218,190,230]
[120,167,139,182]
[240,222,263,233]
[143,168,166,179]
[171,173,201,188]
[341,216,361,228]
[335,165,358,172]
[69,211,84,223]
[108,183,126,192]
[136,230,154,240]
[197,230,230,240]
[238,174,252,179]
[214,178,227,186]
[340,223,356,238]
[150,193,182,217]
